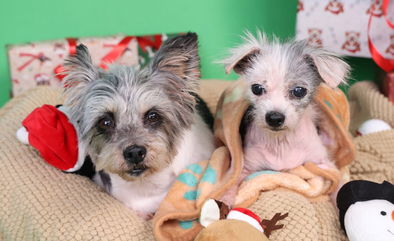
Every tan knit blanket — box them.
[348,81,394,183]
[0,80,392,241]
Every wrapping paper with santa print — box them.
[7,33,179,97]
[296,0,394,59]
[152,80,355,241]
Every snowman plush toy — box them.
[336,180,394,241]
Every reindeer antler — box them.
[214,200,230,219]
[261,212,289,238]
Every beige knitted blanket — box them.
[0,80,392,241]
[348,81,394,183]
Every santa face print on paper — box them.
[344,199,394,241]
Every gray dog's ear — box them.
[220,31,264,75]
[63,44,99,105]
[305,49,350,88]
[63,44,99,88]
[150,33,200,85]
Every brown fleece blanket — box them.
[153,80,355,241]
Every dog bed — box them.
[0,80,392,241]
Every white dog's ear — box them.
[224,47,261,74]
[221,31,265,75]
[306,50,350,88]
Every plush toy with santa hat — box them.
[195,199,288,241]
[16,104,95,177]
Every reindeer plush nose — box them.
[392,210,394,221]
[123,145,146,164]
[265,111,285,128]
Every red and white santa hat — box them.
[227,207,264,232]
[16,104,84,172]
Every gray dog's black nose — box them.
[123,145,146,164]
[265,111,285,128]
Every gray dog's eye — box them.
[97,114,115,131]
[291,86,307,98]
[251,84,266,96]
[144,110,162,127]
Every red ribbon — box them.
[54,38,78,81]
[99,36,135,69]
[136,35,162,52]
[57,35,163,80]
[67,38,78,55]
[383,0,394,28]
[368,0,394,72]
[17,52,48,72]
[99,35,162,69]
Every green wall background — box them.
[0,0,378,107]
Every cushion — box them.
[0,79,392,241]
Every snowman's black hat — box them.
[336,180,394,231]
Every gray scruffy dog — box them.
[63,33,215,219]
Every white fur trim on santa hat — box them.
[58,105,85,172]
[16,127,29,145]
[227,208,264,233]
[64,142,86,172]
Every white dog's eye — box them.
[251,84,266,96]
[290,86,307,98]
[147,112,160,121]
[380,211,387,216]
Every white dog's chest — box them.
[107,171,174,215]
[243,117,329,172]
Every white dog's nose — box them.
[265,111,285,128]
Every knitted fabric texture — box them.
[348,81,394,183]
[0,80,392,241]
